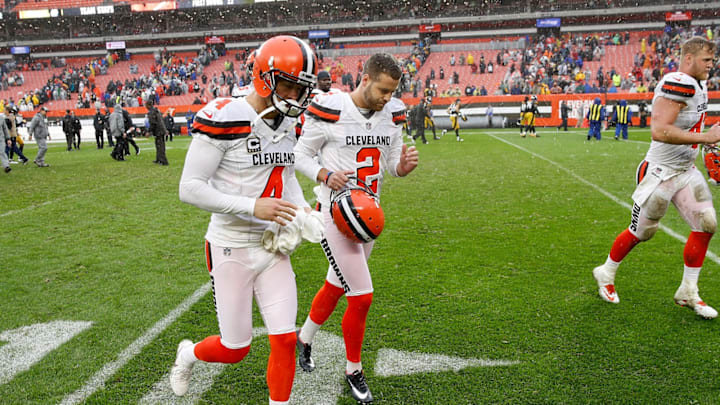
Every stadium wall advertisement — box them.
[17,93,720,134]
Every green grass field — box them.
[3,128,720,404]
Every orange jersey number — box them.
[214,99,232,110]
[261,166,285,198]
[690,112,707,149]
[357,147,381,193]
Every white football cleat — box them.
[674,285,718,319]
[170,339,195,396]
[593,265,619,304]
[440,129,447,138]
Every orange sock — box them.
[308,281,345,325]
[193,335,249,364]
[609,229,641,262]
[342,293,373,363]
[684,231,713,267]
[267,332,296,402]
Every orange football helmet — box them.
[253,35,318,117]
[330,178,385,243]
[704,146,720,185]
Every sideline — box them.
[535,129,649,145]
[484,131,720,265]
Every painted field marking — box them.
[375,348,519,377]
[139,329,346,405]
[485,131,720,265]
[514,129,649,145]
[0,321,93,385]
[140,327,268,405]
[141,327,516,405]
[59,282,212,405]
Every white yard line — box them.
[59,282,212,405]
[536,129,650,145]
[484,131,720,265]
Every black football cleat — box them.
[296,330,315,372]
[345,369,373,403]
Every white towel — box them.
[262,210,325,255]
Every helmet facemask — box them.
[261,69,316,118]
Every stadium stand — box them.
[12,0,102,12]
[0,0,717,128]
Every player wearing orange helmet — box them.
[293,53,419,404]
[173,35,321,405]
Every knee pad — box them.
[699,207,717,234]
[635,222,659,241]
[644,194,669,221]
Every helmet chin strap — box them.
[250,103,298,144]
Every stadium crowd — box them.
[491,24,720,97]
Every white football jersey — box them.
[232,84,254,98]
[294,92,407,205]
[181,97,309,247]
[645,71,708,170]
[311,87,342,98]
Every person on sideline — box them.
[28,106,50,167]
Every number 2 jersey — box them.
[294,92,407,205]
[180,97,309,247]
[645,71,708,171]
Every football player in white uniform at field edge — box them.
[593,36,720,319]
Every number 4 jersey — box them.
[294,92,407,205]
[645,71,708,170]
[182,96,309,247]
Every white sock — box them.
[299,318,321,345]
[604,255,620,269]
[682,265,701,289]
[180,342,198,367]
[269,399,289,405]
[346,360,362,375]
[603,255,620,278]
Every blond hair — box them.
[681,36,716,59]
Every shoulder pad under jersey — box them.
[306,92,343,123]
[192,97,253,140]
[658,71,698,100]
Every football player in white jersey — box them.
[293,53,419,403]
[593,37,720,319]
[441,97,464,141]
[311,70,341,96]
[172,35,318,405]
